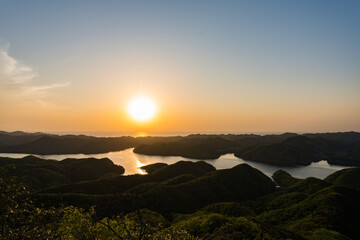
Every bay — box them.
[0,148,350,179]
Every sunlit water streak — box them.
[0,148,352,179]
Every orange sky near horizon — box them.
[1,91,359,134]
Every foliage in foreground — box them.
[0,166,199,240]
[0,167,62,239]
[1,161,360,239]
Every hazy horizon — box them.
[1,1,359,133]
[2,129,359,138]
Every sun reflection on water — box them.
[133,155,147,175]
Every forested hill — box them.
[1,155,360,239]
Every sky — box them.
[0,0,359,134]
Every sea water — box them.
[0,148,350,179]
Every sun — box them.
[127,96,157,122]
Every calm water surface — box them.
[0,148,350,179]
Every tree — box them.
[0,166,63,240]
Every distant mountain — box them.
[327,143,360,166]
[0,133,136,154]
[235,142,317,166]
[1,130,360,167]
[134,136,235,159]
[235,133,360,166]
[0,130,46,146]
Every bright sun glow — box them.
[127,96,157,122]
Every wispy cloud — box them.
[0,44,36,84]
[0,43,70,107]
[25,82,71,94]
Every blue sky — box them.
[0,1,359,133]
